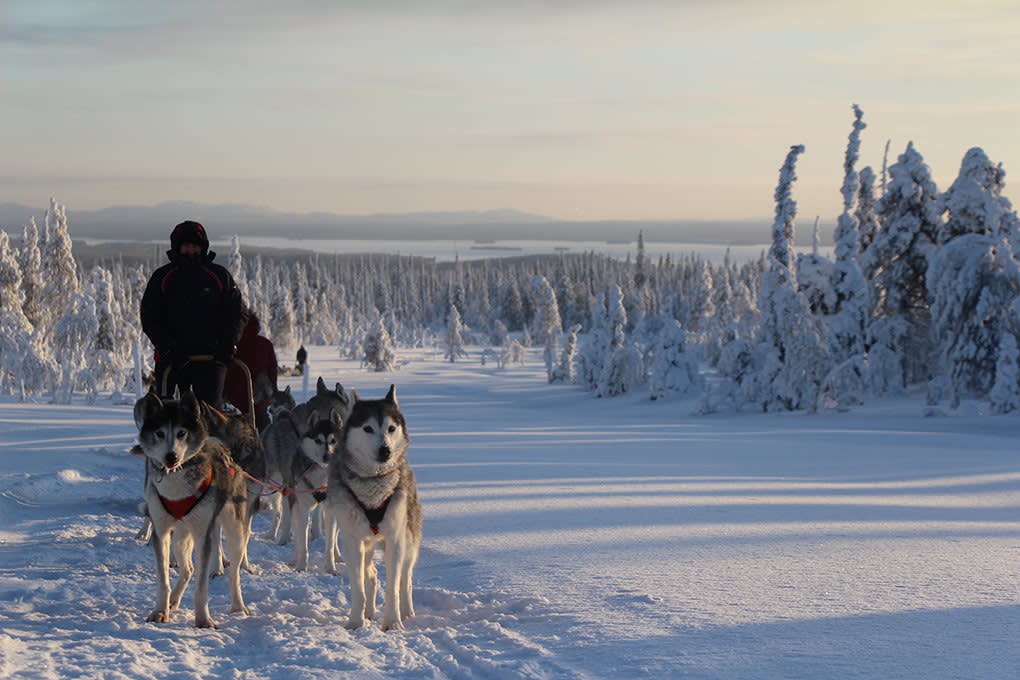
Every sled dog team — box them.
[132,378,422,630]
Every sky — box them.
[4,0,1020,223]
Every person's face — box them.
[179,242,202,258]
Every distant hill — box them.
[0,201,797,246]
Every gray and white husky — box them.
[260,377,352,545]
[327,385,422,631]
[278,409,343,572]
[133,390,251,628]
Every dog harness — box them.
[158,464,215,521]
[340,478,391,535]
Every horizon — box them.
[5,2,1020,221]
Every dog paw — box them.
[146,610,169,623]
[381,619,405,632]
[241,561,257,575]
[195,615,218,629]
[344,616,365,630]
[229,604,251,616]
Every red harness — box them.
[158,465,215,520]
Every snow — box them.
[1,346,1019,678]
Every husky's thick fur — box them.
[327,385,422,631]
[133,390,250,628]
[278,409,343,572]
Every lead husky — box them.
[134,390,251,628]
[327,385,422,631]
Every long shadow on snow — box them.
[552,603,1020,679]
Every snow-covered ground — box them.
[1,347,1018,679]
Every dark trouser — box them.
[155,359,227,407]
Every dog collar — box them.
[158,464,214,521]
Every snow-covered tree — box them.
[596,284,643,397]
[753,144,829,411]
[796,218,835,315]
[827,104,868,362]
[226,235,249,303]
[929,148,1020,406]
[989,331,1020,414]
[648,319,698,400]
[0,230,35,395]
[550,324,581,384]
[18,218,44,330]
[444,304,468,362]
[362,317,397,372]
[863,142,941,392]
[270,275,296,352]
[40,198,79,340]
[52,291,99,404]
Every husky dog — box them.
[133,390,250,628]
[266,385,296,425]
[201,402,265,573]
[327,385,422,631]
[261,377,352,545]
[293,377,353,435]
[278,409,343,572]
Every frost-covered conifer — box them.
[857,167,881,257]
[648,319,697,400]
[988,331,1020,414]
[227,235,248,303]
[362,317,397,372]
[929,148,1020,406]
[0,230,35,394]
[270,275,296,352]
[41,198,79,339]
[18,218,44,330]
[87,266,125,391]
[577,293,610,391]
[595,284,643,397]
[796,217,835,315]
[528,275,563,345]
[753,144,829,411]
[52,291,99,404]
[444,304,468,362]
[863,142,941,392]
[828,104,868,362]
[634,230,647,289]
[550,324,581,384]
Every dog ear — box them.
[284,385,291,395]
[180,389,201,421]
[333,382,343,397]
[316,377,327,395]
[133,392,162,430]
[384,384,397,406]
[306,410,319,432]
[350,388,359,404]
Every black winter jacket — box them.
[140,250,244,364]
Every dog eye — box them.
[388,425,397,434]
[155,431,165,440]
[363,425,374,434]
[175,430,187,440]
